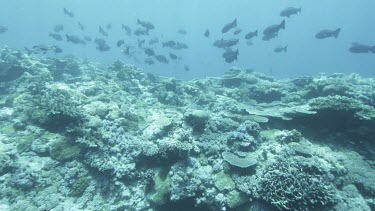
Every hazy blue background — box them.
[1,0,374,79]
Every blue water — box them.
[1,0,374,79]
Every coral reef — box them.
[0,48,374,210]
[222,151,257,168]
[257,156,336,210]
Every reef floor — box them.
[1,47,375,211]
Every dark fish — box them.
[106,24,112,30]
[349,43,375,54]
[137,19,155,30]
[96,43,110,52]
[138,39,146,48]
[134,28,149,36]
[233,28,242,35]
[154,55,169,64]
[144,58,155,65]
[274,45,288,53]
[280,7,301,18]
[121,24,131,36]
[172,42,188,50]
[122,46,131,56]
[63,8,74,18]
[27,45,62,55]
[222,19,237,33]
[84,36,92,42]
[184,65,190,72]
[52,46,63,53]
[178,29,187,35]
[245,30,258,39]
[99,26,108,36]
[169,53,177,60]
[94,38,106,45]
[94,38,110,51]
[263,20,285,36]
[32,45,50,54]
[204,29,210,38]
[222,48,239,63]
[49,33,63,41]
[78,22,84,31]
[66,35,86,45]
[262,32,278,41]
[144,48,155,56]
[53,24,64,33]
[163,40,176,48]
[117,39,125,47]
[149,38,159,45]
[213,38,239,49]
[0,25,8,34]
[315,28,341,39]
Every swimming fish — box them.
[171,42,188,50]
[169,53,178,60]
[49,33,63,41]
[63,8,74,18]
[262,32,278,41]
[349,43,375,53]
[154,55,169,64]
[137,19,155,30]
[117,39,125,47]
[222,19,237,33]
[163,40,176,48]
[274,45,288,53]
[52,46,63,53]
[122,46,131,56]
[178,29,187,35]
[66,35,86,45]
[222,48,239,63]
[31,45,51,54]
[315,28,341,39]
[95,38,106,45]
[213,38,239,49]
[121,24,132,36]
[0,25,8,34]
[25,45,62,55]
[94,38,110,51]
[245,30,258,39]
[204,29,210,38]
[96,43,110,52]
[134,28,149,36]
[144,48,155,56]
[263,20,285,37]
[280,7,301,18]
[53,24,64,33]
[99,26,108,36]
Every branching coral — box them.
[257,156,336,210]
